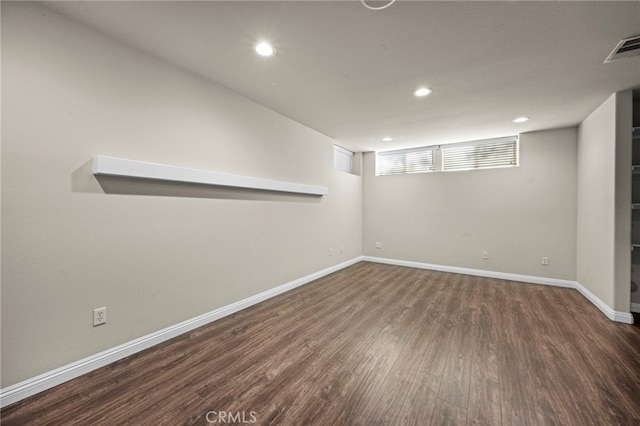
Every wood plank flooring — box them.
[3,262,640,425]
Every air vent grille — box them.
[604,35,640,63]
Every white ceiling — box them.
[44,0,640,152]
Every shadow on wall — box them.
[70,160,323,203]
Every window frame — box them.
[376,146,436,176]
[334,144,354,173]
[376,136,519,176]
[441,136,519,172]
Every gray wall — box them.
[1,0,634,395]
[577,91,632,312]
[577,95,617,308]
[1,2,362,387]
[614,92,633,312]
[363,127,578,280]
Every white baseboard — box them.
[362,256,576,287]
[572,281,634,324]
[631,302,640,313]
[3,255,633,408]
[362,256,635,325]
[0,256,364,408]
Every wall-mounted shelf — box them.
[92,156,329,196]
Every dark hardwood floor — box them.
[3,262,640,425]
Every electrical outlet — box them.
[329,248,333,256]
[542,257,549,266]
[340,245,344,254]
[482,251,489,260]
[375,242,382,249]
[93,307,107,327]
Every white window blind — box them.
[377,147,434,176]
[442,136,518,171]
[376,136,518,176]
[334,145,353,173]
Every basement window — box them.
[376,146,435,176]
[442,136,518,172]
[334,145,354,173]
[377,136,518,176]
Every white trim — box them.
[362,256,634,324]
[333,145,353,156]
[362,256,574,287]
[92,156,329,196]
[631,302,640,313]
[441,135,518,150]
[0,256,363,408]
[3,255,633,407]
[571,281,634,324]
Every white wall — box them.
[1,2,362,387]
[577,95,617,308]
[577,91,632,312]
[363,127,578,280]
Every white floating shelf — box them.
[92,156,328,196]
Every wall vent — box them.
[604,35,640,63]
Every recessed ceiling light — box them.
[512,116,530,123]
[255,41,275,57]
[413,87,432,97]
[382,137,394,142]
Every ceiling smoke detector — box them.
[604,34,640,63]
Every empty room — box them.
[2,1,640,425]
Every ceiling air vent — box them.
[604,35,640,63]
